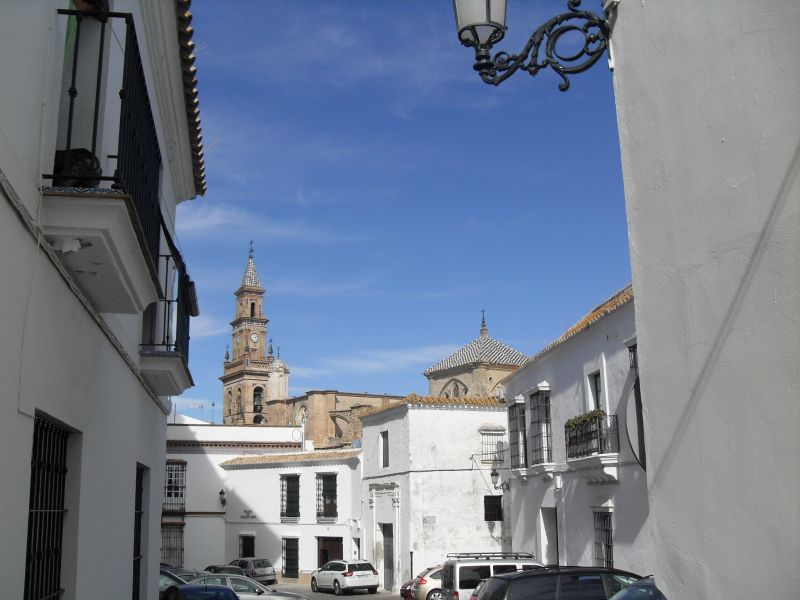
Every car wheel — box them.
[334,581,342,596]
[311,578,319,592]
[368,587,378,594]
[427,590,442,600]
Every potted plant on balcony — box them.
[565,408,606,430]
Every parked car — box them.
[163,566,210,581]
[162,584,241,600]
[230,558,277,584]
[441,552,544,600]
[160,570,188,600]
[311,560,380,595]
[401,579,416,600]
[468,579,487,600]
[191,574,308,600]
[205,565,246,576]
[608,576,667,599]
[474,566,642,600]
[411,566,443,600]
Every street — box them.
[275,582,397,600]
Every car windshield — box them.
[350,563,375,571]
[253,559,272,568]
[609,581,666,600]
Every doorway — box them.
[317,537,343,568]
[380,523,394,590]
[540,508,559,566]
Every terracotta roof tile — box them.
[221,449,361,469]
[358,393,506,419]
[530,284,633,362]
[423,335,527,376]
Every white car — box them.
[311,560,379,595]
[190,574,308,600]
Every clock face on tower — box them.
[250,333,259,343]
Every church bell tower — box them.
[220,244,271,424]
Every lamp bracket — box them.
[467,0,613,90]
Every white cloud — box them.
[190,314,230,339]
[176,202,374,244]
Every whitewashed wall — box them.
[611,1,800,597]
[501,301,654,576]
[168,425,363,579]
[361,403,510,590]
[0,2,198,598]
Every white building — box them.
[0,2,204,599]
[164,423,365,584]
[610,1,800,597]
[360,396,511,593]
[500,286,654,576]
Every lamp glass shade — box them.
[453,0,507,45]
[490,469,500,486]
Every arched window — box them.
[250,302,255,317]
[253,387,264,413]
[253,414,264,424]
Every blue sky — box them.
[172,0,630,421]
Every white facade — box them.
[610,1,800,597]
[501,291,654,576]
[360,399,511,592]
[0,2,202,599]
[165,424,364,582]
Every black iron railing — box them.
[46,10,162,271]
[566,415,619,459]
[141,228,197,363]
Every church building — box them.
[424,314,529,398]
[220,246,290,425]
[220,248,403,446]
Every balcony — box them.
[41,10,162,314]
[565,414,619,483]
[140,238,198,397]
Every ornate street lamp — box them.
[453,0,615,90]
[490,468,511,491]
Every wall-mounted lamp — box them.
[490,468,511,491]
[453,0,615,90]
[219,489,226,507]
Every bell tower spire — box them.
[219,244,271,424]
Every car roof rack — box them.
[445,553,536,560]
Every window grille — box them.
[240,535,255,558]
[508,404,527,469]
[160,524,184,567]
[24,417,69,600]
[316,474,337,518]
[132,465,146,600]
[593,512,613,568]
[484,496,503,522]
[282,538,299,578]
[480,431,505,463]
[530,391,552,464]
[381,431,389,468]
[280,475,300,518]
[163,462,186,513]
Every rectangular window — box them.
[590,371,602,410]
[161,523,184,567]
[480,430,505,463]
[508,403,527,469]
[163,461,186,513]
[24,417,69,600]
[281,475,300,518]
[484,495,503,522]
[530,390,552,464]
[381,431,389,468]
[282,538,299,578]
[132,464,146,600]
[240,534,255,557]
[593,512,613,568]
[316,473,338,518]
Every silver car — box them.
[190,574,308,600]
[231,558,277,584]
[412,566,442,600]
